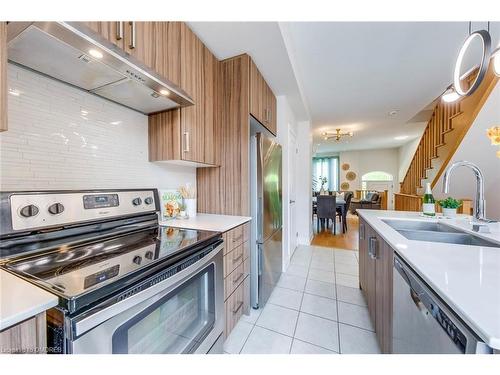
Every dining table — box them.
[312,196,347,233]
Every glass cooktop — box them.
[2,226,220,300]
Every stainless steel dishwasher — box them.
[392,254,492,354]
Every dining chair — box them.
[337,192,353,233]
[316,195,337,235]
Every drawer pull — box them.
[232,235,243,243]
[128,21,136,49]
[116,21,124,40]
[232,254,243,264]
[232,272,244,285]
[232,301,244,315]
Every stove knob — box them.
[133,255,142,265]
[20,204,39,218]
[145,251,154,260]
[132,198,142,206]
[48,203,64,215]
[144,197,153,205]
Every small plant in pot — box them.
[438,197,462,217]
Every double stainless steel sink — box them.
[382,219,500,248]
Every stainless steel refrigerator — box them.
[250,132,283,309]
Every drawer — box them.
[223,241,249,278]
[224,244,244,277]
[223,225,244,255]
[224,257,250,300]
[243,222,250,242]
[224,280,245,337]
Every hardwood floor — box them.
[311,214,359,251]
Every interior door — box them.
[288,128,298,258]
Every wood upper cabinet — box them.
[249,58,276,135]
[359,217,394,354]
[82,22,182,87]
[148,23,216,166]
[249,59,264,124]
[266,82,277,134]
[180,23,205,164]
[82,22,125,50]
[1,22,7,132]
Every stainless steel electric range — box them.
[0,189,224,354]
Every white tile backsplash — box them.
[0,64,196,191]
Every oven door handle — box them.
[72,243,223,337]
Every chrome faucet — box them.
[442,160,488,222]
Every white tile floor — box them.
[223,245,381,354]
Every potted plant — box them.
[438,197,462,217]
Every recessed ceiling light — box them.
[88,49,103,59]
[8,89,21,96]
[80,110,88,115]
[394,135,409,141]
[110,121,122,125]
[388,110,398,117]
[442,88,460,103]
[159,89,170,96]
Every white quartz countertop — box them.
[357,209,500,350]
[0,270,58,331]
[159,213,251,233]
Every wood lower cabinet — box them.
[0,312,47,354]
[1,21,7,132]
[249,58,276,135]
[359,217,394,353]
[148,23,216,166]
[223,223,251,338]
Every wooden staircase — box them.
[395,63,499,212]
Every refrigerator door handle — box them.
[257,242,263,276]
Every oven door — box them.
[70,244,224,354]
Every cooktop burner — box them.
[3,226,219,301]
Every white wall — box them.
[276,96,299,271]
[0,65,196,191]
[397,136,421,182]
[435,81,500,220]
[339,148,399,191]
[296,120,313,245]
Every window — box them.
[361,171,393,190]
[361,171,393,181]
[312,156,339,192]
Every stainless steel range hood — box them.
[6,22,194,114]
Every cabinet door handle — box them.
[232,301,244,315]
[369,237,378,259]
[116,21,123,40]
[233,272,244,285]
[183,132,190,153]
[232,234,243,243]
[232,254,243,264]
[128,21,136,49]
[359,223,365,240]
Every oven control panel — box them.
[83,194,120,210]
[8,189,158,232]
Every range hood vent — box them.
[7,22,194,114]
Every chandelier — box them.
[322,129,354,142]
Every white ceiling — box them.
[189,21,500,153]
[188,22,308,120]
